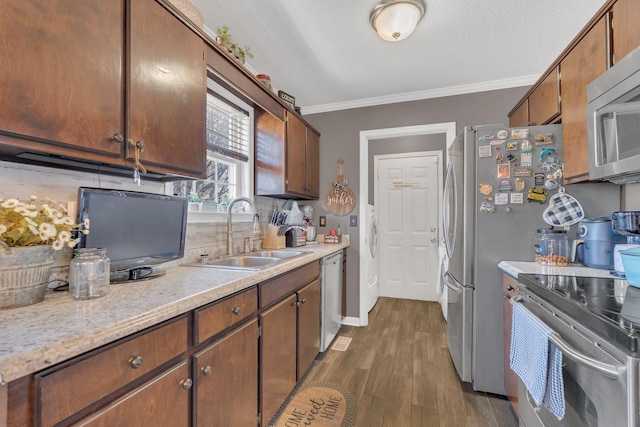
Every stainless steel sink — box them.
[184,255,280,271]
[251,250,306,258]
[183,250,308,271]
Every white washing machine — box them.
[365,204,379,312]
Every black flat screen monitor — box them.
[77,187,188,283]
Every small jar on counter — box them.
[69,248,110,299]
[535,228,570,266]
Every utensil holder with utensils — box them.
[262,224,285,249]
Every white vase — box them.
[0,245,54,309]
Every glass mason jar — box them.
[535,228,570,266]
[69,248,110,299]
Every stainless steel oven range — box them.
[515,274,640,427]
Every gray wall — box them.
[303,86,529,319]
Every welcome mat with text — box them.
[268,382,357,427]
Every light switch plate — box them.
[319,216,326,227]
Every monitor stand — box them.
[110,267,166,284]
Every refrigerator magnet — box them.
[521,140,533,152]
[497,164,510,178]
[495,153,504,163]
[513,167,532,177]
[505,142,518,150]
[480,202,495,213]
[497,129,509,139]
[479,183,493,195]
[490,139,504,146]
[494,193,509,205]
[478,145,492,158]
[511,193,524,204]
[498,180,512,191]
[520,152,532,167]
[511,129,529,139]
[535,134,554,145]
[515,178,525,191]
[506,153,517,163]
[478,134,496,142]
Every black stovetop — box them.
[518,273,640,354]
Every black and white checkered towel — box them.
[543,191,584,227]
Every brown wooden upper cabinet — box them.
[508,99,529,127]
[529,67,561,126]
[507,0,640,184]
[611,0,640,65]
[0,0,206,179]
[255,110,320,199]
[561,16,608,183]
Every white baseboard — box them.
[341,316,362,327]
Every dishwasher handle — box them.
[510,295,621,380]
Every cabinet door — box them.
[286,114,308,196]
[73,361,190,427]
[305,129,320,199]
[195,319,258,427]
[528,67,560,125]
[502,274,519,416]
[261,294,297,424]
[129,0,206,177]
[508,100,529,127]
[611,0,640,65]
[0,0,124,158]
[297,279,321,380]
[561,16,608,183]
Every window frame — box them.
[166,77,254,223]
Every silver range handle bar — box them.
[510,295,621,380]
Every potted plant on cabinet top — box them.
[215,26,254,64]
[0,196,89,309]
[188,191,203,211]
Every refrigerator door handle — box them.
[443,161,457,258]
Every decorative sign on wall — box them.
[325,160,356,216]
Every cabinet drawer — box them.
[260,261,320,308]
[195,287,258,344]
[36,316,188,427]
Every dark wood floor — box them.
[301,297,519,427]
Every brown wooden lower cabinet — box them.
[502,273,519,416]
[194,319,259,427]
[297,279,321,380]
[2,260,323,427]
[72,360,191,427]
[260,294,298,424]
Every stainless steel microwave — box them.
[587,45,640,184]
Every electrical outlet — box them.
[349,215,357,227]
[319,216,326,227]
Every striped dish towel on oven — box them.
[510,302,565,419]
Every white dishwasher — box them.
[319,250,343,352]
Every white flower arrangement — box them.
[0,196,89,251]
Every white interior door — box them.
[375,151,442,301]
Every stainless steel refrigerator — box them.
[442,124,563,395]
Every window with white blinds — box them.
[169,78,253,213]
[206,91,250,162]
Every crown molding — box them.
[301,74,539,115]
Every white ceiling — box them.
[190,0,609,114]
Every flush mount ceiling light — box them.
[369,0,426,42]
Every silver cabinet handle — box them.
[510,296,620,379]
[129,355,144,369]
[181,378,193,390]
[202,365,212,376]
[232,307,241,315]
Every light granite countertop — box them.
[498,260,619,279]
[0,242,348,384]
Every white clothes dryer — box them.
[365,204,379,312]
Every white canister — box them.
[614,244,640,276]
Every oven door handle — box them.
[510,296,621,380]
